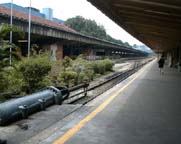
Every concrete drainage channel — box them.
[0,58,154,144]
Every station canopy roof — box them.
[88,0,181,53]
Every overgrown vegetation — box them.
[18,54,52,94]
[0,24,24,101]
[50,56,114,88]
[0,53,49,97]
[0,54,114,101]
[0,24,114,102]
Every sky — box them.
[0,0,143,45]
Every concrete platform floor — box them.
[1,59,181,144]
[42,59,181,144]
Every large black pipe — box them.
[0,86,69,126]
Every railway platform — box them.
[46,59,181,144]
[1,59,181,144]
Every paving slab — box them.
[45,60,181,144]
[0,104,82,144]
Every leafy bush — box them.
[84,64,94,81]
[0,71,8,93]
[98,61,106,74]
[62,56,72,71]
[18,54,52,93]
[0,54,114,101]
[72,57,95,84]
[0,67,24,101]
[91,59,113,75]
[91,62,99,74]
[102,59,114,71]
[59,70,77,87]
[3,67,24,94]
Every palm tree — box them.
[0,24,24,69]
[0,24,24,95]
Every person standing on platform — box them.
[158,55,165,75]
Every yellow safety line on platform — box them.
[53,59,155,144]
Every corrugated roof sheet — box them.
[0,5,76,33]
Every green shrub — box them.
[59,70,77,87]
[18,54,52,93]
[91,61,105,74]
[91,59,113,75]
[62,56,72,71]
[0,67,24,101]
[91,62,99,74]
[4,67,24,94]
[84,64,94,81]
[74,71,91,84]
[99,61,106,74]
[0,55,114,100]
[72,57,95,84]
[102,59,113,71]
[0,71,8,93]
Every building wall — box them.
[57,43,63,60]
[43,8,53,20]
[42,43,63,61]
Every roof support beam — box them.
[114,6,181,20]
[88,0,181,52]
[126,21,181,30]
[113,0,181,9]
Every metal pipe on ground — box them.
[0,86,69,126]
[0,139,7,144]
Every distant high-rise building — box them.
[43,8,53,20]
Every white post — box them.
[9,0,13,65]
[28,0,31,58]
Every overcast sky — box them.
[1,0,143,45]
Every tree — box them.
[0,24,24,44]
[0,24,24,94]
[133,44,137,49]
[0,24,24,68]
[65,16,133,47]
[124,42,132,48]
[65,16,107,39]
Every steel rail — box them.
[65,58,154,104]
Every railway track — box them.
[64,58,153,104]
[0,58,153,127]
